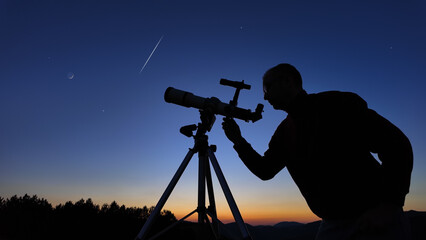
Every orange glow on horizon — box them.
[172,208,320,226]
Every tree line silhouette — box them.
[3,194,425,240]
[0,194,178,240]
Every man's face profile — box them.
[263,74,294,111]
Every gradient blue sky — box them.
[1,0,425,225]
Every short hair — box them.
[263,63,303,88]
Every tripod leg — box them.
[196,150,209,240]
[198,151,207,224]
[207,147,252,240]
[135,149,196,240]
[205,162,219,236]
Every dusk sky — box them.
[1,0,426,225]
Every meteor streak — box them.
[139,35,164,74]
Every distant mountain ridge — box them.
[273,221,304,228]
[220,210,426,240]
[222,220,320,240]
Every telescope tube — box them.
[164,87,262,122]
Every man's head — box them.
[263,63,304,111]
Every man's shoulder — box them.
[312,90,361,99]
[275,114,295,131]
[309,91,367,108]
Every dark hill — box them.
[220,210,426,240]
[273,221,304,228]
[222,221,320,240]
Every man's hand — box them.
[222,117,244,144]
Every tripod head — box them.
[180,109,216,138]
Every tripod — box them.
[135,111,252,240]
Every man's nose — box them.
[264,92,269,101]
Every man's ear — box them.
[283,76,295,87]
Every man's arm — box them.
[358,110,413,234]
[335,92,412,206]
[222,118,286,180]
[365,109,413,207]
[341,94,413,233]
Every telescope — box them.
[136,79,258,240]
[164,79,263,122]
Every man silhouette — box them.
[222,63,413,240]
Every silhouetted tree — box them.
[0,195,177,240]
[0,194,53,240]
